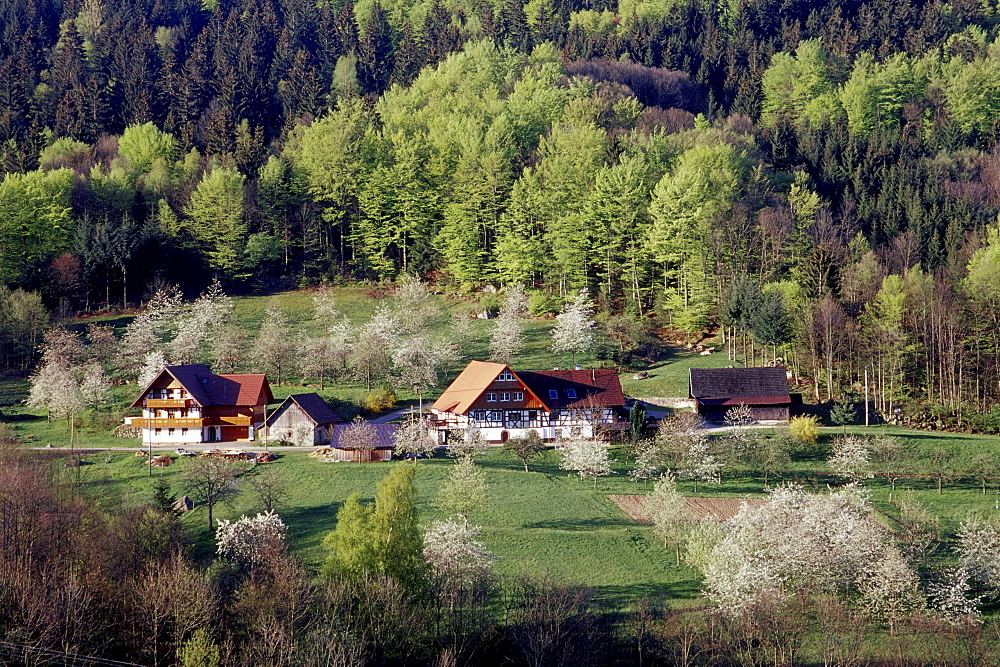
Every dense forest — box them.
[3,0,1000,421]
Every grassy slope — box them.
[7,287,1000,614]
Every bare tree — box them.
[504,430,545,472]
[247,468,291,513]
[184,458,241,529]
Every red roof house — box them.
[431,360,626,443]
[126,364,273,445]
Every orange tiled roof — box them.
[430,360,508,414]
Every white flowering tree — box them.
[648,472,693,565]
[956,520,1000,595]
[550,289,595,365]
[27,361,82,422]
[392,335,439,414]
[138,350,167,387]
[168,280,232,364]
[255,305,294,385]
[678,439,721,492]
[559,432,614,488]
[827,435,874,482]
[339,417,379,464]
[858,546,924,635]
[216,510,288,570]
[436,456,488,518]
[489,284,528,364]
[628,439,664,489]
[393,418,439,463]
[928,565,981,626]
[423,518,496,591]
[697,484,912,618]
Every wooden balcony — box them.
[127,417,208,428]
[215,415,252,426]
[144,398,194,408]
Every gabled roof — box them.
[431,361,625,415]
[689,367,790,403]
[330,423,398,449]
[268,393,344,426]
[130,364,273,408]
[518,369,625,410]
[431,360,513,414]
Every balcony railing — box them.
[144,398,193,408]
[126,417,208,428]
[215,415,252,426]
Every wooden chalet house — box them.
[265,393,345,446]
[689,367,793,423]
[126,364,273,445]
[430,360,626,444]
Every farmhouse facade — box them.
[126,364,273,445]
[430,360,626,443]
[265,393,345,446]
[689,367,792,423]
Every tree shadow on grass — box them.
[522,517,634,530]
[591,580,702,613]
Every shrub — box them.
[362,388,397,413]
[789,415,819,445]
[529,291,561,316]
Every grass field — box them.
[6,286,1000,614]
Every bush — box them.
[789,415,819,445]
[529,291,561,316]
[362,388,397,413]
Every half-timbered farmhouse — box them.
[265,393,345,446]
[430,360,626,443]
[126,364,273,445]
[689,367,792,423]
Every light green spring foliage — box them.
[761,39,839,126]
[646,140,749,332]
[322,493,375,579]
[0,168,75,284]
[184,167,247,275]
[117,122,177,174]
[178,628,221,667]
[964,223,1000,322]
[322,468,425,587]
[839,53,925,135]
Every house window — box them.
[566,388,577,398]
[168,428,175,436]
[500,392,510,402]
[471,410,487,424]
[154,428,162,435]
[498,370,515,381]
[548,389,559,399]
[489,411,503,423]
[486,393,497,402]
[513,392,524,401]
[181,428,187,435]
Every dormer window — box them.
[497,370,515,382]
[566,388,577,399]
[548,389,559,399]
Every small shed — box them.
[266,394,344,446]
[689,367,792,423]
[325,423,398,462]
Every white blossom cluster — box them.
[558,431,614,484]
[928,565,982,626]
[697,484,913,617]
[422,518,496,586]
[216,510,287,569]
[827,435,874,482]
[956,520,1000,592]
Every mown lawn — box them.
[66,447,700,611]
